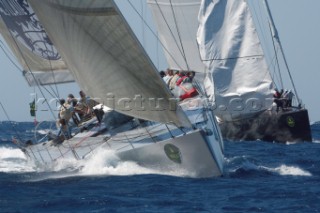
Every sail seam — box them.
[202,54,264,61]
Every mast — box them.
[263,0,301,106]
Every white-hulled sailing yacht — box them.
[0,0,224,178]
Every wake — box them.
[226,155,312,177]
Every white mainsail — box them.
[147,0,205,72]
[197,0,274,121]
[0,0,74,86]
[28,0,190,127]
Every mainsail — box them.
[27,0,190,127]
[197,0,274,121]
[0,0,74,86]
[147,0,205,72]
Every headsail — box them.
[147,0,205,72]
[27,0,190,127]
[0,0,74,86]
[197,0,274,121]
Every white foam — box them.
[79,149,148,176]
[227,156,313,177]
[0,147,36,173]
[0,147,27,160]
[312,140,320,144]
[285,141,299,145]
[78,147,191,177]
[28,146,192,180]
[262,164,312,177]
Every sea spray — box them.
[271,165,312,176]
[0,147,36,173]
[78,147,193,177]
[226,154,312,177]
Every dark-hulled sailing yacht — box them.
[148,0,312,142]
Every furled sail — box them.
[147,0,205,72]
[28,0,190,127]
[197,0,274,121]
[0,0,74,86]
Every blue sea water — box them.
[0,121,320,213]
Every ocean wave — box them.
[0,147,27,160]
[0,147,36,173]
[312,139,320,144]
[226,155,312,177]
[264,164,312,176]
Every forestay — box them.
[147,0,205,72]
[197,0,274,121]
[0,0,74,86]
[28,0,190,127]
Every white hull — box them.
[23,100,224,178]
[116,129,223,177]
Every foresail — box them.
[197,0,274,121]
[147,0,205,72]
[0,0,74,86]
[28,0,190,127]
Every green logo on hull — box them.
[164,144,182,164]
[287,116,295,127]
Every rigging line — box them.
[0,6,62,115]
[47,83,60,99]
[0,39,18,60]
[48,54,61,99]
[153,0,186,69]
[250,1,273,61]
[249,1,278,92]
[250,1,286,97]
[268,23,283,89]
[268,49,282,88]
[252,0,282,88]
[255,13,282,90]
[156,31,159,69]
[145,1,159,69]
[127,0,183,70]
[2,23,57,120]
[0,41,24,72]
[41,84,59,106]
[262,0,300,104]
[36,54,61,99]
[25,10,61,99]
[140,0,145,47]
[168,0,189,70]
[1,15,61,110]
[10,1,62,100]
[249,1,280,92]
[0,101,24,143]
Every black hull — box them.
[219,109,312,142]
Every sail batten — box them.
[42,1,117,16]
[23,70,74,86]
[28,0,190,126]
[197,0,274,121]
[0,0,74,86]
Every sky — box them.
[0,0,319,122]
